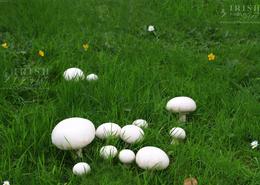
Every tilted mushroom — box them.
[166,96,196,122]
[51,117,95,157]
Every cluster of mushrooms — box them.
[63,67,98,81]
[51,93,197,175]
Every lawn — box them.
[0,0,260,184]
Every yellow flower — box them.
[1,42,8,49]
[38,50,45,57]
[208,53,216,61]
[82,43,89,51]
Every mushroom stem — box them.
[179,113,186,122]
[170,139,179,145]
[76,149,83,158]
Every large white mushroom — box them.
[86,73,98,81]
[132,119,148,128]
[95,123,121,139]
[166,96,196,122]
[135,146,170,170]
[120,125,144,144]
[63,67,85,80]
[118,149,135,164]
[100,145,118,159]
[169,127,186,144]
[72,162,91,176]
[51,117,95,157]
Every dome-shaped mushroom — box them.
[51,117,95,157]
[118,149,135,164]
[100,145,118,159]
[132,119,148,128]
[86,73,98,81]
[95,122,121,139]
[120,125,144,144]
[63,67,85,80]
[72,162,91,176]
[166,96,196,122]
[169,127,186,144]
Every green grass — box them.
[0,0,260,184]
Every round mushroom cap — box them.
[135,146,170,170]
[132,119,148,128]
[73,162,91,176]
[51,117,95,150]
[169,127,186,140]
[95,122,121,139]
[100,145,118,159]
[86,73,98,81]
[120,125,144,144]
[63,67,85,80]
[166,96,196,113]
[118,149,135,164]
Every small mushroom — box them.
[184,178,198,185]
[166,96,196,122]
[63,67,85,80]
[120,125,144,144]
[100,145,118,159]
[132,119,148,128]
[86,73,98,81]
[95,122,121,139]
[169,127,186,144]
[51,117,95,157]
[135,146,169,170]
[118,149,135,164]
[72,162,91,176]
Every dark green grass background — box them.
[0,0,260,184]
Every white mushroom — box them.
[132,119,148,128]
[120,125,144,144]
[86,73,98,81]
[95,123,121,139]
[169,127,186,144]
[72,162,91,176]
[166,96,196,122]
[118,149,135,164]
[100,145,118,159]
[63,67,85,80]
[51,117,95,157]
[148,25,155,32]
[135,146,170,170]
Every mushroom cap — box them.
[95,122,121,139]
[184,178,198,185]
[86,73,98,81]
[135,146,170,170]
[72,162,91,176]
[118,149,135,164]
[169,127,186,140]
[63,67,85,80]
[51,117,95,150]
[100,145,118,159]
[120,125,144,144]
[132,119,148,128]
[166,96,196,113]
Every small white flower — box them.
[148,25,155,32]
[3,181,10,185]
[251,140,258,149]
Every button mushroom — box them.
[51,117,96,157]
[166,96,196,122]
[86,73,98,81]
[118,149,135,164]
[132,119,148,128]
[95,122,121,139]
[169,127,186,144]
[120,125,144,144]
[100,145,118,159]
[63,67,85,80]
[73,162,91,176]
[135,146,170,170]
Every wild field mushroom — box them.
[135,146,169,170]
[86,73,98,81]
[184,177,198,185]
[120,125,144,144]
[63,67,85,80]
[73,162,91,176]
[170,127,186,144]
[166,96,196,122]
[118,149,135,164]
[51,117,95,157]
[100,145,118,159]
[132,119,148,128]
[95,123,121,139]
